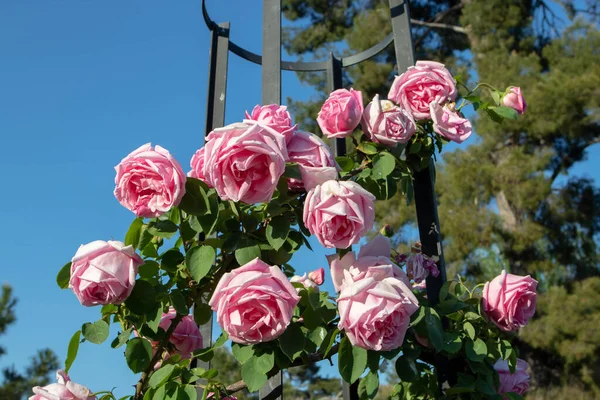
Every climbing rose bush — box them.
[48,60,533,400]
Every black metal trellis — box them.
[201,0,449,398]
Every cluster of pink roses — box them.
[316,61,526,146]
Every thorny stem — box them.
[134,313,185,399]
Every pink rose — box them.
[317,88,364,138]
[245,104,296,140]
[430,102,472,143]
[208,258,300,344]
[303,180,375,249]
[337,265,419,351]
[30,370,95,400]
[287,131,337,191]
[156,308,203,357]
[396,243,439,284]
[290,273,319,291]
[482,270,537,331]
[328,234,410,292]
[188,147,211,186]
[308,268,325,285]
[502,86,526,115]
[203,122,288,204]
[114,143,186,218]
[69,240,143,307]
[494,359,530,396]
[362,94,416,146]
[388,60,457,120]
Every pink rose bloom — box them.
[290,273,319,291]
[208,258,300,344]
[494,359,530,396]
[245,104,296,140]
[337,265,419,351]
[30,370,95,400]
[388,60,457,120]
[502,86,527,115]
[188,147,210,186]
[328,234,410,292]
[362,94,416,146]
[69,240,143,307]
[317,88,364,138]
[482,270,537,331]
[156,308,203,357]
[114,143,186,218]
[430,102,472,143]
[396,243,439,284]
[287,130,337,191]
[203,122,288,204]
[303,180,375,249]
[308,268,325,285]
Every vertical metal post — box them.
[326,51,358,400]
[205,23,230,136]
[196,21,230,399]
[326,53,346,157]
[260,1,283,399]
[389,0,450,392]
[262,0,281,105]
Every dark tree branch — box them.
[413,3,464,49]
[410,19,466,34]
[550,134,600,183]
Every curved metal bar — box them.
[202,0,394,72]
[341,32,393,67]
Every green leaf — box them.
[139,261,159,280]
[82,320,110,344]
[235,244,261,266]
[371,152,396,179]
[357,142,378,155]
[308,326,327,347]
[319,328,339,357]
[196,195,220,236]
[65,330,81,373]
[490,105,518,120]
[186,245,215,282]
[193,303,212,325]
[56,262,71,289]
[465,338,487,362]
[125,337,153,373]
[463,321,476,340]
[504,393,524,400]
[358,370,379,399]
[213,332,229,348]
[149,364,176,388]
[425,308,444,353]
[241,362,268,393]
[152,385,166,400]
[170,290,188,315]
[125,280,156,315]
[146,303,163,333]
[491,90,501,106]
[111,328,132,349]
[336,156,354,172]
[443,332,462,354]
[232,343,254,364]
[278,323,305,361]
[339,336,367,384]
[161,249,185,271]
[241,353,275,392]
[395,356,419,382]
[266,216,291,251]
[283,162,302,180]
[179,178,210,216]
[181,385,197,400]
[125,218,144,247]
[148,220,178,238]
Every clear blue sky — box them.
[0,1,598,398]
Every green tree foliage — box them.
[0,284,60,400]
[282,0,600,397]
